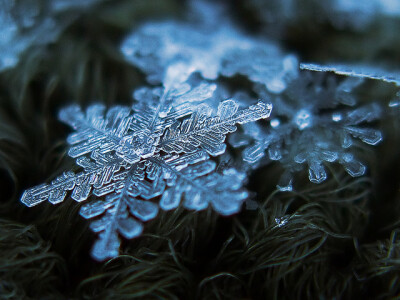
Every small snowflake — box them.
[231,71,382,191]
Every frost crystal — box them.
[21,84,272,261]
[18,0,391,262]
[275,216,289,227]
[301,63,400,86]
[0,0,104,71]
[121,1,296,93]
[231,71,382,191]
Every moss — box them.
[0,0,399,299]
[0,219,66,299]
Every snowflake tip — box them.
[340,154,366,177]
[308,161,327,184]
[277,171,293,192]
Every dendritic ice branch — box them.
[20,87,272,261]
[300,62,400,86]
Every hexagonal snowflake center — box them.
[294,109,313,130]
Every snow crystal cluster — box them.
[20,0,393,260]
[122,0,385,191]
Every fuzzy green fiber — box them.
[1,1,400,299]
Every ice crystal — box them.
[389,91,400,108]
[0,0,55,70]
[301,63,400,86]
[274,216,289,227]
[21,84,272,261]
[121,0,296,93]
[0,0,104,71]
[231,71,382,191]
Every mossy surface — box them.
[1,1,400,299]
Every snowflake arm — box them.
[21,152,124,207]
[300,62,400,86]
[151,155,248,215]
[21,172,76,207]
[59,105,133,159]
[160,100,272,155]
[79,163,160,261]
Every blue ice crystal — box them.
[21,81,272,261]
[18,0,393,262]
[121,0,297,93]
[229,70,383,191]
[301,63,400,86]
[0,0,104,71]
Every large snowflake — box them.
[120,0,296,94]
[21,78,272,261]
